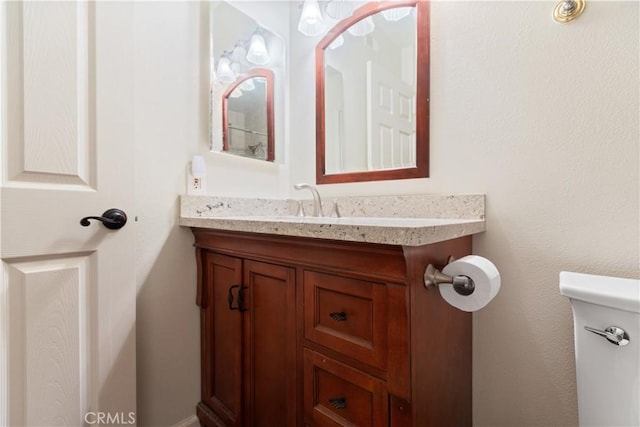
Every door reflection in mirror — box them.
[316,1,429,184]
[323,5,416,173]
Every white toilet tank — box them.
[560,271,640,427]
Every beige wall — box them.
[132,3,290,425]
[133,2,202,425]
[290,1,639,426]
[133,1,639,425]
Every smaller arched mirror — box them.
[222,68,275,161]
[316,0,429,184]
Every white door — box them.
[366,60,416,170]
[0,2,136,426]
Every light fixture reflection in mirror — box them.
[298,0,325,37]
[247,30,271,65]
[239,77,255,91]
[316,0,429,184]
[325,0,354,20]
[346,16,375,36]
[216,52,236,84]
[222,69,275,162]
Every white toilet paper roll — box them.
[440,255,501,312]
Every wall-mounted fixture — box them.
[216,52,236,84]
[298,0,325,37]
[247,29,271,65]
[230,42,249,73]
[424,256,501,312]
[212,30,272,86]
[553,0,586,23]
[297,0,414,37]
[325,0,354,20]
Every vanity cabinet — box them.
[196,251,297,426]
[192,228,472,427]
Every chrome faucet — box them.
[293,183,323,217]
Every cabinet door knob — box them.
[228,285,240,311]
[238,286,248,312]
[328,397,346,410]
[329,311,347,321]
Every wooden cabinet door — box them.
[242,260,297,427]
[201,252,243,426]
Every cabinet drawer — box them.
[304,349,387,427]
[304,271,388,370]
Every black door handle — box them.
[80,208,127,230]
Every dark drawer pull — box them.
[328,397,346,410]
[329,311,347,322]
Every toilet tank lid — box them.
[560,271,640,314]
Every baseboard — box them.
[172,415,199,427]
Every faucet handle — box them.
[327,200,341,218]
[295,201,306,217]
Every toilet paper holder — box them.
[424,257,476,296]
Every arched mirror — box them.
[316,0,429,184]
[222,69,275,161]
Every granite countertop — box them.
[179,194,486,247]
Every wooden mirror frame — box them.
[315,0,429,184]
[222,68,275,162]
